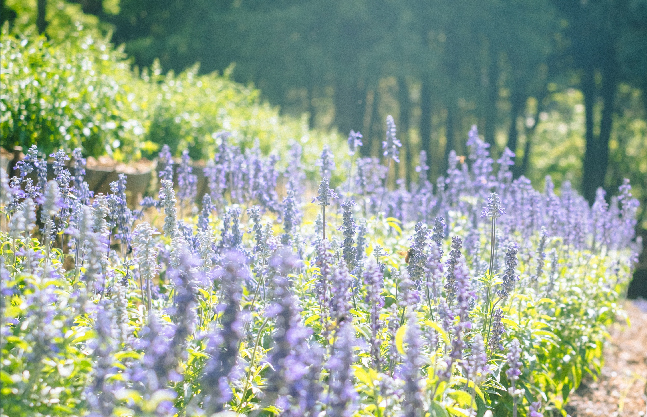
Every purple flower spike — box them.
[401,312,423,417]
[316,145,335,180]
[177,150,197,204]
[506,339,523,397]
[498,243,519,299]
[201,250,247,413]
[529,401,543,417]
[158,144,174,182]
[314,177,337,207]
[482,192,505,219]
[341,200,357,270]
[347,130,363,155]
[326,320,358,417]
[382,115,401,163]
[488,308,506,352]
[364,259,384,370]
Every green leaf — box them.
[423,320,451,346]
[446,406,470,417]
[501,318,519,329]
[0,370,13,385]
[304,314,320,326]
[353,366,375,387]
[448,390,474,407]
[430,401,450,417]
[533,330,557,339]
[72,330,95,344]
[395,325,407,355]
[114,351,142,361]
[452,377,485,402]
[198,288,211,299]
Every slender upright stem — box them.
[146,273,152,316]
[347,156,355,198]
[322,205,326,240]
[512,381,518,417]
[489,216,496,276]
[238,317,270,412]
[377,159,392,214]
[138,266,145,314]
[483,215,497,334]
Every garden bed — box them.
[0,127,641,417]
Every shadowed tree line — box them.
[3,0,647,207]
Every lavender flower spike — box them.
[158,144,174,182]
[347,130,363,155]
[482,192,505,219]
[529,401,543,417]
[364,259,384,370]
[177,149,197,204]
[498,243,519,299]
[200,250,247,413]
[317,145,336,179]
[401,311,423,417]
[327,320,358,417]
[382,115,402,163]
[506,338,524,417]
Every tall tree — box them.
[553,0,621,203]
[37,0,47,34]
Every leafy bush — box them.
[0,125,640,417]
[0,26,343,173]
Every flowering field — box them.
[0,122,640,417]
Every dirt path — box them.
[565,300,647,417]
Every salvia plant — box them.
[0,121,641,417]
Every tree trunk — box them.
[334,81,366,140]
[581,65,597,203]
[506,91,524,157]
[484,49,498,148]
[398,78,412,185]
[37,0,47,34]
[518,95,543,178]
[444,103,456,174]
[307,84,316,129]
[361,89,375,158]
[581,61,617,204]
[595,61,617,193]
[419,80,432,180]
[369,90,381,157]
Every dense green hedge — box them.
[0,26,343,170]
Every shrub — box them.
[0,26,343,174]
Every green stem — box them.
[322,205,326,240]
[237,317,270,412]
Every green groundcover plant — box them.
[0,122,641,417]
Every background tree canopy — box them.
[3,0,647,230]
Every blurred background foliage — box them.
[1,0,647,232]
